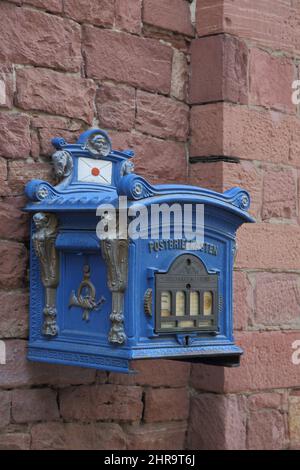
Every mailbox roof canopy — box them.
[24,128,254,225]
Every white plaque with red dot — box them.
[77,157,112,185]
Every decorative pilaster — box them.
[101,238,129,345]
[32,212,59,337]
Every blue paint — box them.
[24,129,254,373]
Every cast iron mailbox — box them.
[24,129,254,373]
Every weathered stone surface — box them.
[39,128,82,157]
[0,433,30,450]
[0,78,7,108]
[191,331,300,393]
[188,162,223,193]
[254,273,300,327]
[31,422,126,450]
[64,0,114,26]
[190,103,300,168]
[125,422,187,450]
[248,392,284,411]
[143,24,189,51]
[3,0,22,4]
[289,393,300,449]
[12,389,59,423]
[236,224,300,271]
[247,409,287,450]
[0,290,28,338]
[249,48,295,113]
[190,104,223,158]
[8,161,53,196]
[189,35,248,104]
[115,0,142,34]
[0,241,27,289]
[16,68,96,124]
[171,49,188,101]
[223,160,263,219]
[0,114,31,159]
[30,130,40,159]
[0,391,11,429]
[136,90,189,141]
[0,158,7,196]
[110,131,187,184]
[24,0,62,12]
[109,359,190,387]
[188,393,247,449]
[144,388,189,423]
[189,158,263,215]
[31,115,84,157]
[96,83,136,131]
[143,0,194,36]
[0,66,13,109]
[60,384,143,422]
[0,341,96,389]
[233,271,253,330]
[0,2,81,71]
[32,115,83,131]
[262,167,297,219]
[83,26,173,94]
[0,197,29,241]
[195,0,300,56]
[96,370,108,384]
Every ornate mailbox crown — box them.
[24,129,254,373]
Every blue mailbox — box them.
[24,129,254,373]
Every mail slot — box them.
[24,128,254,373]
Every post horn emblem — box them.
[69,265,106,321]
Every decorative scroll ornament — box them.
[69,265,106,321]
[231,191,250,211]
[117,174,154,200]
[32,212,59,337]
[52,150,73,180]
[101,238,129,345]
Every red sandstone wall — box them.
[0,0,193,450]
[0,0,299,451]
[188,0,300,450]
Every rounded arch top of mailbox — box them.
[24,128,254,224]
